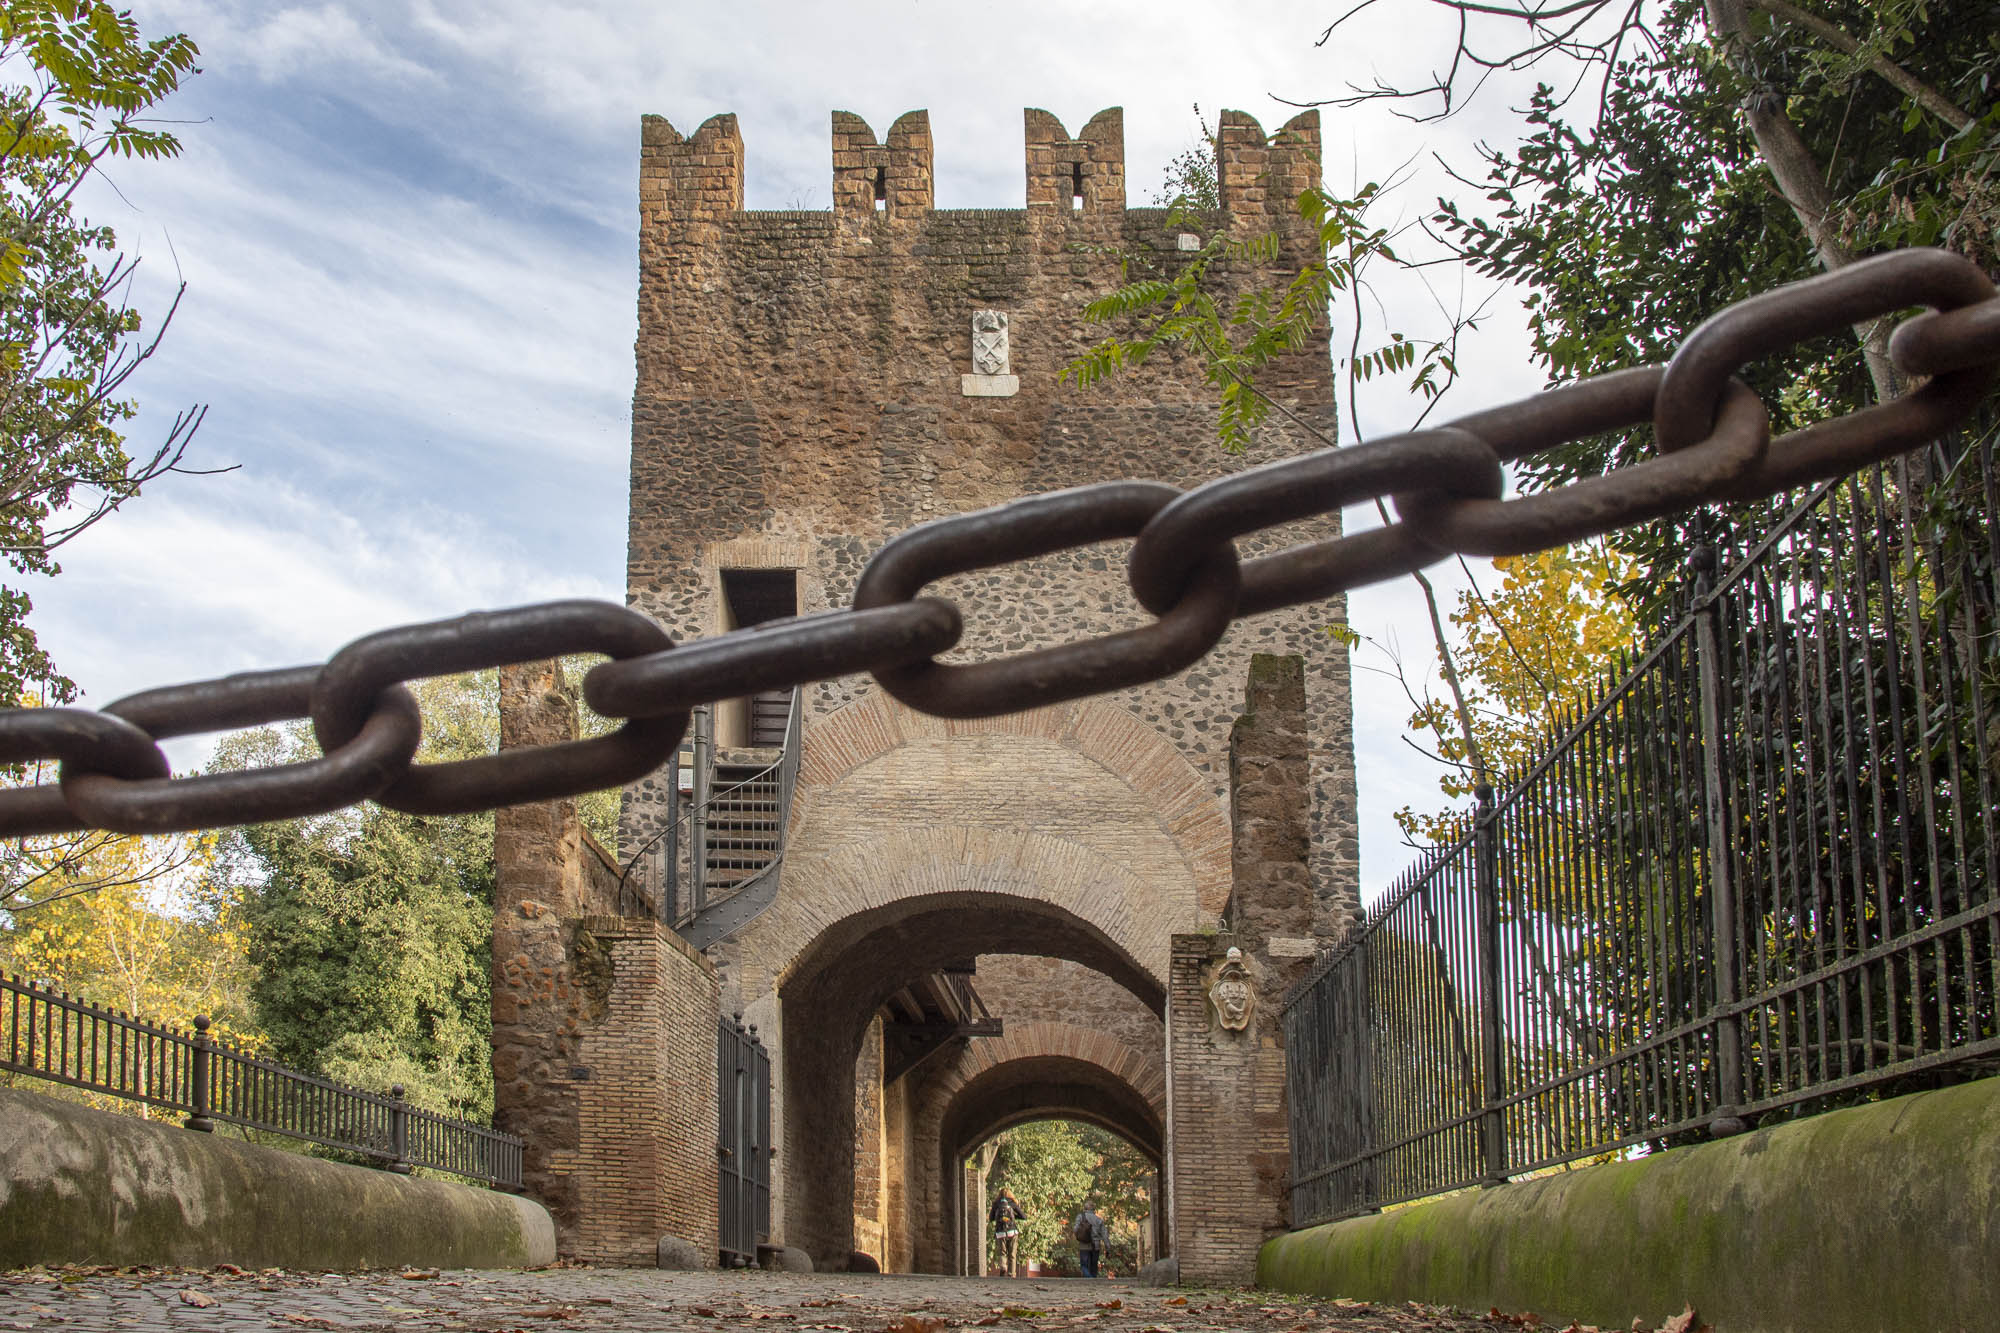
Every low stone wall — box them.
[0,1086,555,1271]
[1259,1075,2000,1333]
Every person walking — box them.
[988,1187,1027,1277]
[1070,1201,1109,1278]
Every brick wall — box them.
[573,918,720,1265]
[494,663,721,1265]
[1167,655,1317,1284]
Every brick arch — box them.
[909,1023,1166,1274]
[795,691,1228,904]
[766,829,1172,998]
[936,1021,1164,1112]
[740,691,1231,995]
[738,690,1229,1267]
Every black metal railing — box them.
[1284,440,2000,1227]
[1,973,523,1188]
[664,686,804,949]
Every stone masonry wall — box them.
[624,105,1356,1262]
[494,663,721,1265]
[622,105,1357,937]
[1167,654,1317,1285]
[492,664,627,1247]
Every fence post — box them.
[1472,783,1508,1185]
[387,1083,413,1174]
[1691,544,1748,1137]
[186,1015,214,1133]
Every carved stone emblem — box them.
[1209,946,1255,1033]
[972,310,1010,375]
[961,310,1019,397]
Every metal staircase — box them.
[659,687,803,950]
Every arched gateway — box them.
[493,104,1357,1285]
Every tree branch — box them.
[1748,0,1974,131]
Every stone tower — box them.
[621,106,1355,1273]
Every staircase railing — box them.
[655,687,802,948]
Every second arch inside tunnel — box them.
[775,892,1168,1273]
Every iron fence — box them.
[1,973,523,1188]
[1284,438,2000,1226]
[718,1014,772,1266]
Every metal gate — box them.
[717,1016,771,1266]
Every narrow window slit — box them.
[1071,161,1085,211]
[873,166,887,212]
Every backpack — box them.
[1073,1213,1094,1245]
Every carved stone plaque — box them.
[972,310,1009,375]
[1208,945,1255,1033]
[962,309,1019,397]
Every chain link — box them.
[4,248,1997,837]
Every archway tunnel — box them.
[776,891,1167,1271]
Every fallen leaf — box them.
[885,1319,944,1333]
[277,1316,336,1330]
[1095,1302,1122,1312]
[691,1307,719,1318]
[998,1309,1047,1320]
[178,1290,218,1309]
[1162,1297,1188,1307]
[1658,1308,1707,1333]
[399,1269,440,1280]
[518,1307,580,1320]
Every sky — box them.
[22,0,1553,901]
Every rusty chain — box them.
[5,248,1999,838]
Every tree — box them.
[0,831,251,1027]
[213,673,501,1121]
[0,1,207,706]
[1395,541,1637,843]
[1150,105,1219,208]
[208,665,618,1122]
[0,826,256,1117]
[982,1119,1154,1274]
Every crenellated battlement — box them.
[1024,107,1124,213]
[639,112,743,237]
[832,111,934,218]
[637,107,1319,230]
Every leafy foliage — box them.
[1068,179,1460,454]
[0,828,250,1031]
[1397,542,1637,843]
[1432,0,1997,595]
[0,1,206,706]
[1149,105,1218,209]
[212,674,500,1121]
[982,1119,1154,1275]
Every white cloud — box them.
[44,0,1562,888]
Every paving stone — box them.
[0,1266,1583,1333]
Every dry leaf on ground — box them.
[885,1318,945,1333]
[178,1289,218,1308]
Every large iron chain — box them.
[6,249,1999,837]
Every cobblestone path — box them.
[0,1267,1635,1333]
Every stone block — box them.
[657,1234,707,1270]
[759,1243,813,1272]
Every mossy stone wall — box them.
[1259,1075,2000,1333]
[0,1086,556,1271]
